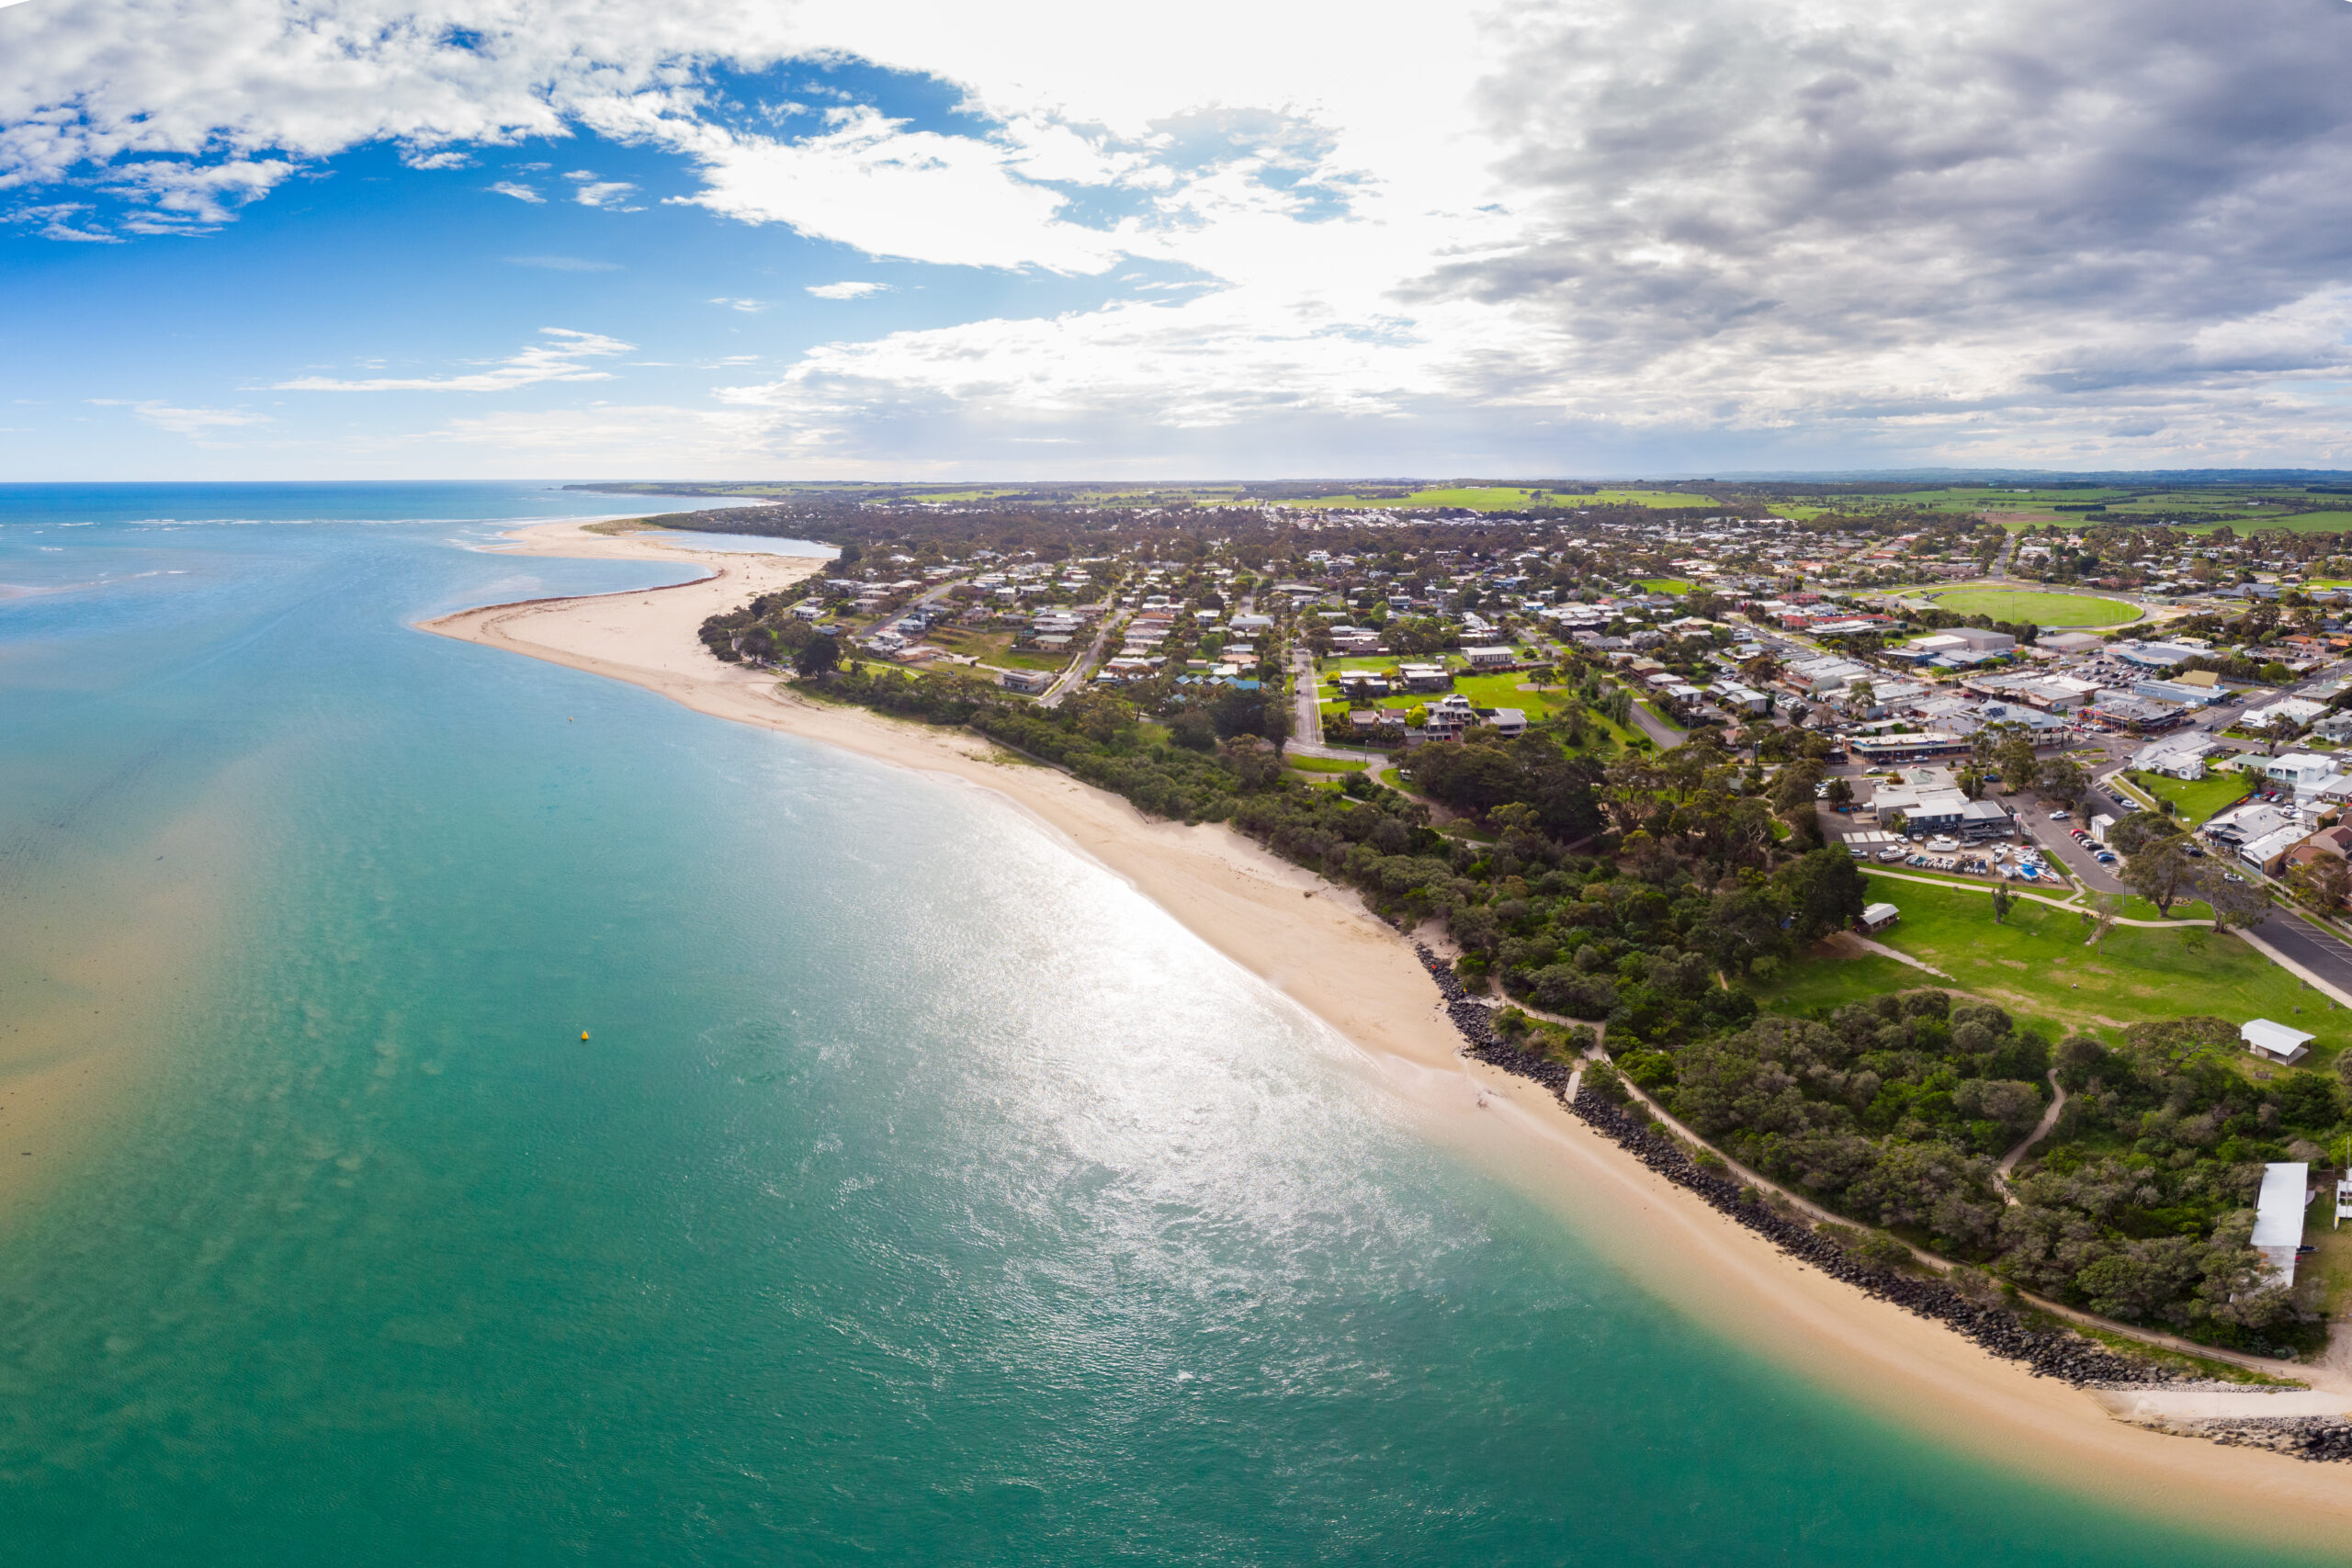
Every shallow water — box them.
[0,487,2309,1564]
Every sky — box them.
[5,0,2352,481]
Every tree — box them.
[1770,758,1826,818]
[794,634,842,677]
[2086,892,2121,949]
[1994,728,2041,795]
[2120,831,2198,917]
[2196,863,2271,930]
[2290,853,2352,913]
[1779,846,1868,940]
[1825,775,1854,810]
[1991,886,2012,924]
[2036,755,2086,808]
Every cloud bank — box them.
[8,0,2352,469]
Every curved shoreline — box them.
[423,521,2352,1548]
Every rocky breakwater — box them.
[1409,944,2352,1463]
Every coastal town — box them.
[637,478,2352,1434]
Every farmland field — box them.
[1928,587,2139,626]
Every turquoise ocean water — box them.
[0,486,2305,1564]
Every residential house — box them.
[2251,1160,2311,1283]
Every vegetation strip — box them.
[1414,946,2352,1457]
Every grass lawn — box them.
[1757,880,2342,1055]
[2127,768,2252,826]
[927,627,1070,674]
[1636,578,1693,594]
[1591,711,1644,748]
[1928,588,2140,626]
[1452,671,1563,718]
[1286,754,1368,773]
[2297,1187,2352,1325]
[2186,511,2352,536]
[1635,699,1685,735]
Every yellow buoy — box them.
[581,1031,590,1041]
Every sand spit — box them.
[424,521,2352,1548]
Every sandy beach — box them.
[425,520,2352,1547]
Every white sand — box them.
[425,521,2352,1542]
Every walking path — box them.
[1852,934,1952,978]
[1992,1069,2069,1205]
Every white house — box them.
[2252,1161,2311,1286]
[2132,733,2218,780]
[1460,646,1516,669]
[2264,752,2338,790]
[2242,697,2328,731]
[1860,902,1901,933]
[2243,1019,2315,1065]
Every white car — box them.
[2049,810,2070,820]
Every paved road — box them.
[1290,647,1325,747]
[1628,696,1687,750]
[2247,913,2352,1001]
[1040,604,1118,707]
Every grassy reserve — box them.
[1757,878,2341,1061]
[1927,587,2140,626]
[2126,768,2252,826]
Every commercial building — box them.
[2239,825,2309,874]
[2135,677,2224,707]
[1849,732,1974,764]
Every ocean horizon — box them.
[0,482,2306,1565]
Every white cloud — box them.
[708,296,771,312]
[805,281,886,299]
[569,179,636,208]
[11,200,116,241]
[12,0,2352,465]
[273,328,634,391]
[90,399,272,436]
[487,181,544,202]
[667,107,1125,272]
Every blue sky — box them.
[6,0,2352,480]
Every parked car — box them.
[2050,810,2070,820]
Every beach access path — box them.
[419,521,2352,1548]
